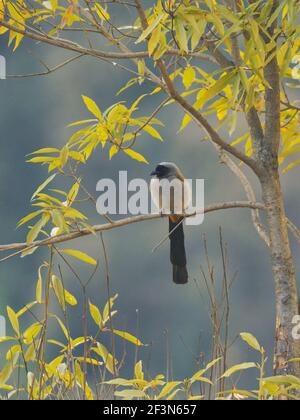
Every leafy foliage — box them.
[0,283,143,400]
[1,0,300,401]
[1,1,299,160]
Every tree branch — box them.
[0,201,264,256]
[7,54,84,78]
[0,21,217,64]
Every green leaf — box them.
[62,249,97,265]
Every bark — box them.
[260,171,300,377]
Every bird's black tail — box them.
[169,218,188,284]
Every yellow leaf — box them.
[51,275,66,311]
[16,301,37,318]
[7,307,20,337]
[263,375,300,387]
[123,149,148,164]
[0,336,15,344]
[62,249,97,265]
[23,323,42,345]
[113,329,143,346]
[221,362,257,378]
[114,389,146,400]
[17,210,43,228]
[82,95,101,119]
[240,332,262,352]
[46,355,65,377]
[64,289,77,306]
[24,344,36,362]
[95,4,110,21]
[197,70,237,109]
[134,360,144,381]
[52,315,69,340]
[188,395,204,400]
[26,213,50,244]
[166,389,181,400]
[0,355,18,386]
[31,174,56,201]
[6,345,21,361]
[148,25,161,56]
[76,357,103,366]
[89,301,103,328]
[174,17,188,52]
[109,145,119,160]
[103,294,118,323]
[93,343,116,374]
[138,60,145,83]
[136,14,164,44]
[157,381,181,399]
[182,66,196,89]
[36,267,43,304]
[26,156,55,164]
[142,125,163,141]
[67,179,81,206]
[30,148,60,155]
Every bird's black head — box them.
[150,162,182,179]
[150,164,170,179]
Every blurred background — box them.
[1,23,300,391]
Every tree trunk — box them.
[260,171,300,377]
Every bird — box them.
[150,162,191,284]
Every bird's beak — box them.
[150,170,158,176]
